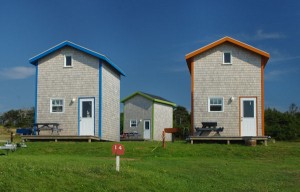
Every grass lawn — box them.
[0,140,299,192]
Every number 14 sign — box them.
[112,144,125,156]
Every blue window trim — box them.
[78,99,80,135]
[34,63,38,135]
[98,60,102,138]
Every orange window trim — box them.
[190,59,194,135]
[239,97,241,136]
[261,57,265,136]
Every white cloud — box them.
[265,69,296,81]
[254,29,285,40]
[266,48,300,64]
[186,30,285,49]
[236,30,286,41]
[0,66,35,80]
[270,55,300,63]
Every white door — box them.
[240,98,257,136]
[79,98,95,136]
[144,120,151,139]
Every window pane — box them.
[209,97,223,112]
[131,120,137,127]
[243,101,254,117]
[224,53,231,63]
[82,101,92,118]
[210,105,222,111]
[51,99,63,112]
[52,106,63,112]
[145,121,150,130]
[66,56,72,66]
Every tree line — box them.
[1,104,299,140]
[0,108,34,128]
[265,104,300,140]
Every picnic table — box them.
[33,123,62,135]
[0,143,17,155]
[195,122,224,136]
[122,132,139,139]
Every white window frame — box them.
[130,119,137,127]
[50,98,65,113]
[208,97,224,112]
[223,52,232,64]
[64,54,73,67]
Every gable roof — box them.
[121,91,176,107]
[29,40,126,76]
[185,36,270,73]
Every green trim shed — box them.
[121,92,176,141]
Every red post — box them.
[162,131,166,148]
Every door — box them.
[79,98,95,136]
[240,98,257,136]
[144,120,151,139]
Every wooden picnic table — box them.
[122,132,139,139]
[33,123,62,135]
[0,143,17,155]
[195,122,224,136]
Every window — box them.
[243,100,255,117]
[130,120,137,127]
[208,97,224,112]
[223,52,231,64]
[50,99,64,113]
[82,101,92,118]
[64,55,73,67]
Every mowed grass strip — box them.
[0,141,299,192]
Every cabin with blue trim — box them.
[121,92,176,141]
[29,41,125,142]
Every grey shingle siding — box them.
[123,94,173,141]
[36,46,121,141]
[193,43,262,136]
[153,103,172,141]
[101,63,121,141]
[123,95,153,138]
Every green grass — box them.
[0,140,299,192]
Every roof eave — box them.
[185,36,270,71]
[153,99,176,107]
[29,41,126,76]
[121,91,176,107]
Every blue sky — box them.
[0,0,299,113]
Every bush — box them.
[265,104,300,140]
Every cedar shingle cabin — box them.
[29,41,125,142]
[121,92,176,141]
[185,36,270,137]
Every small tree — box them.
[173,105,190,139]
[120,112,124,134]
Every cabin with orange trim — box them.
[186,36,270,138]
